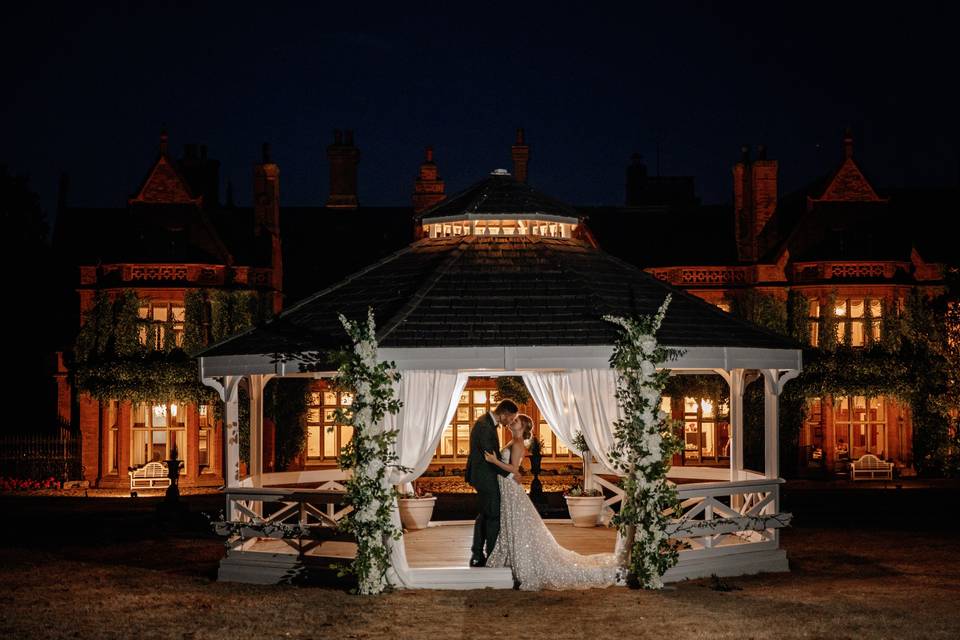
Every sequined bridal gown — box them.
[484,445,619,590]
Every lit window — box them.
[681,396,729,464]
[808,300,821,346]
[131,401,186,470]
[834,396,887,459]
[833,298,882,346]
[138,302,185,349]
[306,388,354,461]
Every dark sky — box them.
[5,2,959,221]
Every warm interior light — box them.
[834,303,846,316]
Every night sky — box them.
[5,2,959,221]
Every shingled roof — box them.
[197,234,798,359]
[416,172,579,221]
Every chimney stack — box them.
[326,129,360,208]
[511,128,530,183]
[413,146,446,213]
[254,142,283,314]
[733,144,778,262]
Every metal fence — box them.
[0,435,82,481]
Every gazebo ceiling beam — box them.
[198,345,801,378]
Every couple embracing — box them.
[464,399,618,590]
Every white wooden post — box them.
[727,368,746,483]
[762,368,780,481]
[203,375,241,520]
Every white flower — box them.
[640,361,656,377]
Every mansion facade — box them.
[53,128,954,486]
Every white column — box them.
[728,368,746,482]
[220,376,241,487]
[249,374,265,489]
[220,375,242,521]
[762,369,780,481]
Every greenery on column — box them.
[332,309,405,595]
[605,295,684,589]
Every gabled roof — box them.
[417,172,579,221]
[808,140,886,205]
[196,234,799,358]
[129,153,203,206]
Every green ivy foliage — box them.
[495,376,530,406]
[71,287,310,472]
[331,309,405,595]
[605,296,685,589]
[719,285,959,477]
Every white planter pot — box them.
[565,495,604,527]
[398,497,437,531]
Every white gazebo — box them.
[197,172,802,589]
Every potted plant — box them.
[563,431,604,526]
[564,484,605,527]
[397,485,436,531]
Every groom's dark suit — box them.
[465,411,510,565]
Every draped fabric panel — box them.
[565,368,623,473]
[520,372,578,452]
[382,370,469,587]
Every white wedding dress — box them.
[484,445,619,590]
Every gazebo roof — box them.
[197,234,799,362]
[416,171,579,222]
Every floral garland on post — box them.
[333,309,405,595]
[604,295,684,589]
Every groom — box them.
[465,398,520,567]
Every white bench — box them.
[850,454,894,480]
[129,461,171,494]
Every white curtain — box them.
[566,368,623,473]
[520,372,579,451]
[521,369,622,472]
[382,370,468,588]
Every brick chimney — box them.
[413,146,446,213]
[511,128,530,183]
[254,142,283,314]
[733,144,778,262]
[326,129,360,209]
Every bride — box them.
[482,414,619,590]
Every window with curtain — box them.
[305,389,354,461]
[138,301,185,350]
[834,395,886,460]
[131,402,186,470]
[832,298,882,346]
[198,404,213,471]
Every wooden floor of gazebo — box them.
[404,521,617,567]
[239,521,615,568]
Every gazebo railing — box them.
[589,462,790,561]
[218,484,351,557]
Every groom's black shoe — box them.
[469,555,486,568]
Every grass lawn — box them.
[1,490,958,640]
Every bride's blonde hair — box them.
[516,414,534,441]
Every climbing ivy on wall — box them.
[72,288,308,471]
[711,284,960,476]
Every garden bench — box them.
[129,461,171,494]
[850,454,893,480]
